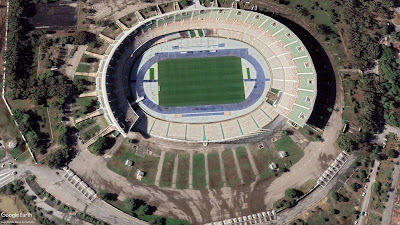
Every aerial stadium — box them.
[99,7,317,143]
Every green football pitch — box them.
[157,56,245,107]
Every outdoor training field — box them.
[158,56,245,107]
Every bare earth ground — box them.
[68,103,342,224]
[89,0,177,21]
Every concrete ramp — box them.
[85,125,116,147]
[84,51,105,60]
[174,2,180,11]
[116,19,128,31]
[75,110,102,124]
[78,90,98,98]
[75,72,98,77]
[135,11,145,22]
[156,5,163,15]
[99,33,115,44]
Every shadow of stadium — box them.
[261,12,337,129]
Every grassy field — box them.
[251,147,275,180]
[222,149,241,186]
[149,68,155,80]
[158,56,244,107]
[76,64,90,73]
[106,144,160,185]
[274,136,304,167]
[159,152,176,188]
[192,153,206,189]
[235,148,256,184]
[176,153,190,189]
[207,152,224,189]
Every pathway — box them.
[246,148,260,180]
[64,45,87,81]
[171,154,179,188]
[189,152,193,189]
[205,152,210,188]
[381,158,400,225]
[232,149,244,184]
[359,160,380,225]
[218,151,227,187]
[24,183,92,225]
[154,151,165,186]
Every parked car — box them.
[362,212,367,216]
[362,192,366,197]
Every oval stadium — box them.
[100,7,317,143]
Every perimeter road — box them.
[381,158,400,225]
[359,160,379,225]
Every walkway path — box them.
[246,148,260,180]
[218,151,227,187]
[359,160,379,225]
[154,151,165,186]
[15,165,148,225]
[24,183,92,225]
[205,152,210,188]
[232,149,244,184]
[171,154,179,188]
[189,152,193,189]
[381,158,400,225]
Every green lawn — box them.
[235,148,256,184]
[197,29,204,37]
[274,136,304,167]
[189,30,196,37]
[0,149,5,159]
[158,56,245,107]
[76,64,90,73]
[207,152,224,189]
[149,68,155,80]
[222,149,241,186]
[270,88,280,94]
[159,152,176,188]
[246,68,251,79]
[106,144,160,185]
[176,153,190,189]
[192,153,206,190]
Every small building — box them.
[279,151,287,158]
[270,163,278,170]
[125,160,133,166]
[135,170,145,181]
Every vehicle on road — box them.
[362,192,366,197]
[362,212,367,216]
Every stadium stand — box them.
[97,8,317,142]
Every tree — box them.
[92,137,108,155]
[137,205,151,216]
[149,217,165,225]
[74,31,96,45]
[285,189,301,198]
[388,149,399,158]
[123,199,137,214]
[337,133,354,152]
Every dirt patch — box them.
[222,149,240,186]
[159,152,176,188]
[28,2,78,31]
[235,148,255,184]
[176,153,189,189]
[207,152,223,189]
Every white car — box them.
[354,220,358,224]
[364,185,368,189]
[362,211,367,216]
[362,192,366,197]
